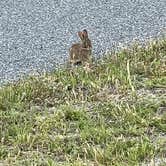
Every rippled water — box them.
[0,0,166,84]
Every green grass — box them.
[0,38,166,165]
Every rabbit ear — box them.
[83,29,88,38]
[78,31,84,40]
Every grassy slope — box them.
[0,38,166,165]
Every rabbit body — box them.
[69,29,92,65]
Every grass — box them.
[0,37,166,165]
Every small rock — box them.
[48,107,57,113]
[29,105,43,112]
[156,107,166,116]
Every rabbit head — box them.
[78,29,92,49]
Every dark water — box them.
[0,0,166,84]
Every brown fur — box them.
[69,29,92,65]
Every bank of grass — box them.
[0,38,166,165]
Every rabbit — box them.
[69,29,92,65]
